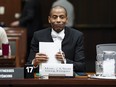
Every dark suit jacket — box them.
[27,27,85,72]
[20,0,43,36]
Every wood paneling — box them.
[0,0,21,26]
[0,0,116,27]
[40,0,116,27]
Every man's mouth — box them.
[52,24,64,27]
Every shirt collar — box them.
[51,29,65,41]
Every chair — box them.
[8,37,21,67]
[5,27,27,67]
[0,37,19,67]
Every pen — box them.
[59,49,66,64]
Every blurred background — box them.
[0,0,116,27]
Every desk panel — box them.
[0,78,116,87]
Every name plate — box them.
[41,64,73,76]
[0,68,24,79]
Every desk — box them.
[0,77,116,87]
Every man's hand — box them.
[55,51,65,63]
[33,53,48,67]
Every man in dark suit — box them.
[27,5,85,72]
[10,0,43,59]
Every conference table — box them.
[0,75,116,87]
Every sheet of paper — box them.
[39,42,61,64]
[0,50,2,56]
[39,42,62,75]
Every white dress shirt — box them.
[51,29,65,50]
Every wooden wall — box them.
[0,0,116,27]
[0,0,21,26]
[40,0,116,27]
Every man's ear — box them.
[66,18,68,24]
[48,16,51,23]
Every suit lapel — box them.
[62,27,70,45]
[45,28,54,42]
[45,27,71,44]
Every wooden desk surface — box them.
[0,76,116,87]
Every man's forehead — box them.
[50,8,66,16]
[52,7,66,12]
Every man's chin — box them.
[53,28,63,33]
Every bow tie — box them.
[51,31,65,41]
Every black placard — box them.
[24,64,34,78]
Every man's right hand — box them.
[33,53,48,67]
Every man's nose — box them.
[56,17,61,23]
